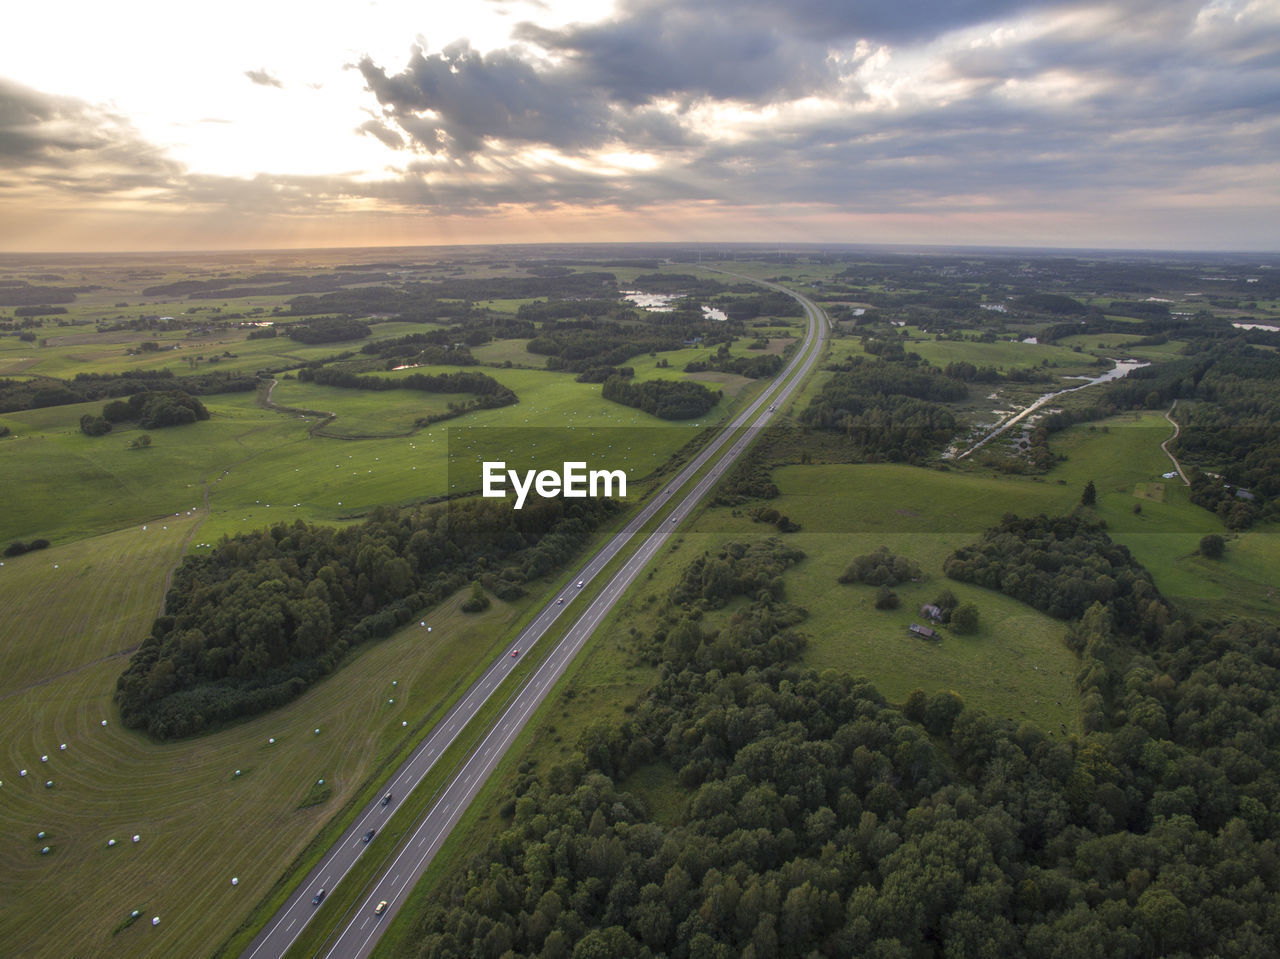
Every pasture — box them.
[691,464,1080,730]
[903,334,1096,373]
[0,519,537,959]
[0,360,733,547]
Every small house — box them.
[920,604,944,622]
[908,623,938,640]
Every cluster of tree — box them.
[14,305,68,317]
[944,512,1173,643]
[823,354,970,403]
[837,547,921,587]
[1107,300,1172,320]
[115,496,621,738]
[0,369,254,414]
[79,413,112,436]
[143,272,388,300]
[575,366,633,384]
[287,274,623,320]
[1015,292,1094,315]
[286,317,371,344]
[405,532,1280,959]
[748,507,801,534]
[245,326,277,339]
[685,345,783,379]
[629,273,734,296]
[524,317,733,374]
[1170,348,1280,527]
[101,391,210,429]
[3,538,50,557]
[712,454,780,507]
[284,286,472,321]
[296,366,516,406]
[0,281,78,305]
[601,375,720,421]
[941,360,1003,383]
[516,299,619,322]
[801,362,959,463]
[715,292,804,321]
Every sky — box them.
[2,0,1278,253]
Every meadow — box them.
[0,353,740,547]
[0,517,542,959]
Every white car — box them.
[576,580,584,588]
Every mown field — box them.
[0,517,541,959]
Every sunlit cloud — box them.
[1,0,1277,250]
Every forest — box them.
[114,496,619,739]
[402,520,1280,959]
[799,353,962,463]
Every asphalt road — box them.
[240,279,828,959]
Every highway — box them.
[240,278,828,959]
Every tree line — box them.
[0,368,255,414]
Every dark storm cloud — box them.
[244,68,284,88]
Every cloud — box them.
[357,41,618,155]
[5,0,1279,251]
[0,78,184,190]
[244,68,283,88]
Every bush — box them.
[950,603,980,633]
[1199,534,1225,559]
[460,580,492,613]
[79,414,112,436]
[839,546,921,587]
[874,586,900,610]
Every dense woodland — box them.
[403,520,1280,959]
[800,351,963,462]
[115,497,619,738]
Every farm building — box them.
[920,604,944,622]
[908,623,938,640]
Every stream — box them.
[953,359,1148,459]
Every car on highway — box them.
[381,791,392,806]
[312,889,325,905]
[511,648,519,658]
[556,597,563,605]
[577,580,584,588]
[374,900,389,916]
[670,517,677,523]
[362,829,375,843]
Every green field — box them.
[901,335,1092,372]
[267,379,474,437]
[0,519,540,959]
[0,360,737,546]
[687,464,1080,730]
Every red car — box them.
[511,648,520,658]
